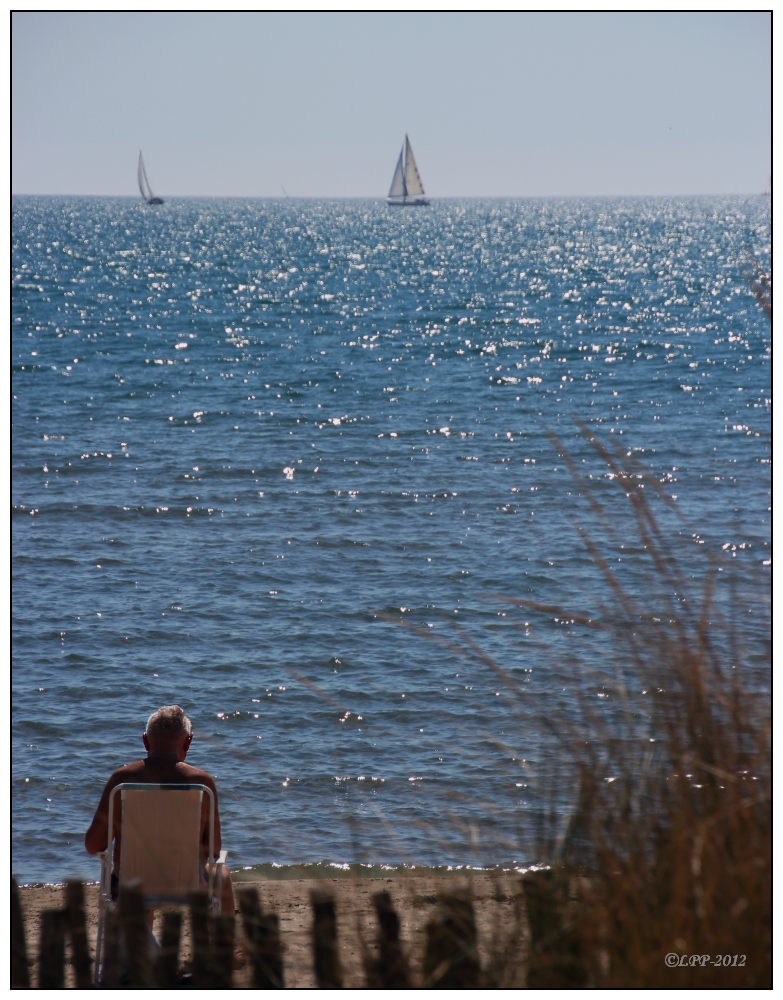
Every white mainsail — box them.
[138,151,163,204]
[137,152,150,201]
[388,150,406,198]
[403,135,425,197]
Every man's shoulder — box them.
[179,763,217,788]
[97,760,147,797]
[108,759,147,782]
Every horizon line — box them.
[12,191,769,200]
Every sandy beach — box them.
[18,871,525,987]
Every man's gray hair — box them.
[146,705,192,739]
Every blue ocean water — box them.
[12,196,770,884]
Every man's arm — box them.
[84,771,122,854]
[197,772,222,857]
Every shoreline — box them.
[15,860,533,889]
[17,871,525,987]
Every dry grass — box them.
[389,418,770,987]
[513,427,767,986]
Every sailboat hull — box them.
[386,196,430,206]
[146,197,164,205]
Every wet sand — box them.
[18,871,526,987]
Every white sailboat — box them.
[387,135,430,206]
[137,151,164,205]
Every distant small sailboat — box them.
[387,135,430,206]
[137,151,164,205]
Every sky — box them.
[12,12,771,198]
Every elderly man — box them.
[85,704,234,914]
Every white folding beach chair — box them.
[94,782,227,986]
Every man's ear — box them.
[184,732,193,753]
[143,732,150,752]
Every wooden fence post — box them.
[423,889,482,988]
[11,879,30,989]
[65,879,92,988]
[38,910,66,990]
[366,891,411,988]
[521,869,586,988]
[237,885,285,988]
[212,915,236,988]
[118,884,154,988]
[310,889,343,988]
[100,908,121,988]
[188,890,218,988]
[154,910,182,988]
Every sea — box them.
[12,196,770,884]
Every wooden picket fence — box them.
[12,872,581,988]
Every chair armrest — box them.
[207,850,227,871]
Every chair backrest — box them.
[111,784,210,900]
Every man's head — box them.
[143,704,193,759]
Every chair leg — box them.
[94,899,104,987]
[216,864,224,913]
[95,851,114,985]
